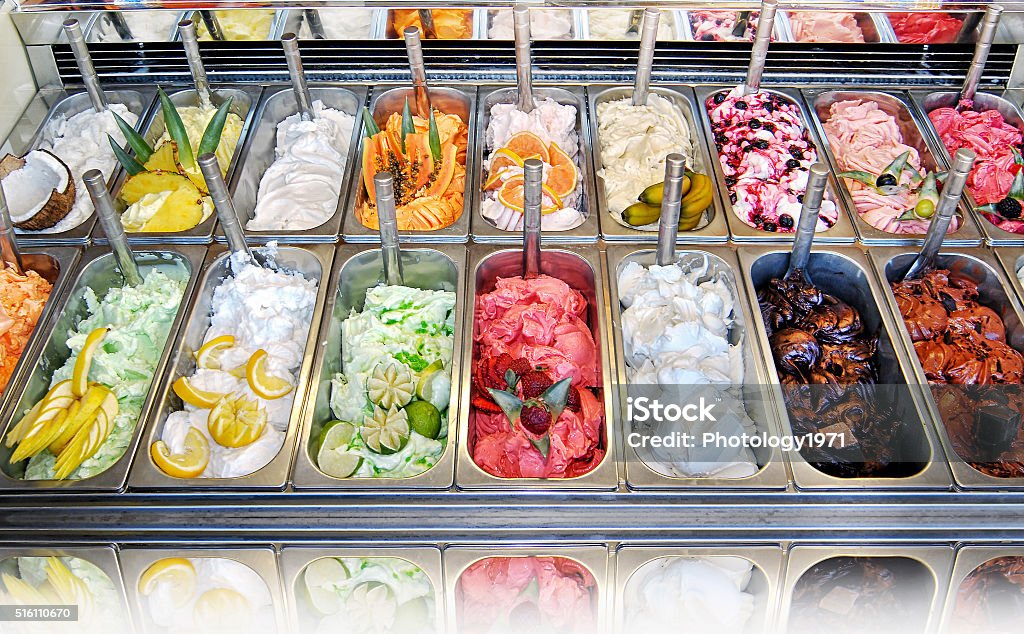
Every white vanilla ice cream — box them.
[617,257,759,478]
[481,98,583,232]
[588,9,677,40]
[299,9,376,39]
[160,251,318,478]
[488,9,573,39]
[597,93,693,222]
[32,104,138,234]
[623,556,757,632]
[247,100,354,231]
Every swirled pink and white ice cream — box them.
[789,12,866,43]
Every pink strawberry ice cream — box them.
[706,87,839,233]
[888,12,964,43]
[789,12,866,43]
[824,99,959,234]
[470,274,605,479]
[689,10,765,42]
[456,557,597,634]
[929,105,1024,233]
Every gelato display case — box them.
[4,1,1024,631]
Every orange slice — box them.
[496,177,562,215]
[483,169,510,191]
[505,132,550,163]
[547,142,579,199]
[489,147,524,173]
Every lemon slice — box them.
[366,362,415,409]
[193,588,253,630]
[208,395,267,448]
[2,573,50,604]
[246,349,294,400]
[416,360,451,412]
[72,327,108,398]
[151,427,210,478]
[138,558,196,608]
[173,376,225,410]
[195,335,235,370]
[45,557,93,618]
[360,406,410,455]
[303,557,348,615]
[316,422,362,479]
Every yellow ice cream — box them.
[158,104,244,172]
[197,10,276,41]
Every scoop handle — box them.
[282,33,316,122]
[199,10,225,41]
[514,6,535,114]
[786,163,829,277]
[108,11,134,41]
[522,158,543,279]
[374,172,404,286]
[303,9,327,39]
[417,9,438,39]
[632,9,660,107]
[84,169,142,286]
[655,154,687,266]
[961,5,1003,103]
[903,149,976,282]
[63,19,107,113]
[198,153,253,262]
[742,0,777,96]
[178,19,213,109]
[403,26,432,118]
[0,183,23,274]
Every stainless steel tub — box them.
[473,85,599,243]
[911,90,1024,245]
[281,8,384,39]
[456,245,617,490]
[0,246,205,492]
[589,85,729,244]
[995,246,1024,310]
[444,545,609,634]
[120,546,286,634]
[129,244,332,490]
[938,545,1024,633]
[805,88,983,246]
[223,84,367,243]
[869,247,1024,489]
[781,11,887,43]
[342,85,476,243]
[614,545,784,634]
[105,85,261,245]
[606,244,787,489]
[581,8,686,40]
[695,85,857,244]
[4,87,156,245]
[280,545,443,633]
[0,247,80,417]
[0,545,130,632]
[778,545,954,634]
[291,244,466,489]
[738,246,952,489]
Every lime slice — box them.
[404,400,442,440]
[416,360,451,412]
[316,422,362,478]
[315,420,345,455]
[303,557,348,616]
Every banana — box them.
[622,202,661,227]
[639,182,664,206]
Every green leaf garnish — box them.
[158,87,194,169]
[197,96,233,160]
[108,134,145,176]
[486,388,523,424]
[401,98,415,155]
[504,369,519,391]
[529,434,550,459]
[111,111,152,164]
[428,109,442,164]
[361,107,381,137]
[539,377,572,422]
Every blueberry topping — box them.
[797,194,804,203]
[764,102,775,113]
[715,143,723,152]
[742,145,753,153]
[725,175,737,186]
[779,215,794,229]
[713,93,726,104]
[763,221,778,232]
[715,133,727,143]
[749,119,762,129]
[789,147,804,159]
[763,122,776,132]
[754,140,770,150]
[735,101,748,110]
[786,159,801,169]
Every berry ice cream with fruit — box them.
[706,87,839,233]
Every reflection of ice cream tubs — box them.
[779,545,952,634]
[129,245,332,490]
[6,88,156,245]
[780,12,888,43]
[291,244,466,489]
[473,86,598,243]
[0,545,130,632]
[806,89,984,246]
[486,8,580,40]
[606,245,787,489]
[280,9,384,39]
[614,545,783,633]
[694,85,857,244]
[870,247,1024,489]
[280,546,443,634]
[681,10,792,42]
[445,546,608,634]
[225,85,366,243]
[9,11,96,45]
[178,10,286,41]
[911,90,1024,245]
[882,12,976,44]
[0,247,80,417]
[739,246,952,489]
[384,9,480,39]
[589,85,728,243]
[456,245,617,489]
[939,545,1024,633]
[121,547,285,634]
[582,9,685,40]
[87,10,185,43]
[0,246,205,492]
[343,85,475,243]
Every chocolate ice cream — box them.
[951,556,1024,632]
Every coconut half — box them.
[0,149,76,231]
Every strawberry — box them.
[520,405,552,436]
[519,370,553,399]
[566,387,582,413]
[509,357,532,377]
[472,393,503,414]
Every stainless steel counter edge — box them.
[0,245,207,493]
[128,243,334,491]
[604,244,788,490]
[290,243,466,490]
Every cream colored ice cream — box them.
[197,10,276,41]
[596,94,693,218]
[588,9,676,40]
[247,100,354,232]
[488,9,573,39]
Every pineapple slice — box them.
[143,142,182,173]
[140,186,206,233]
[120,171,199,206]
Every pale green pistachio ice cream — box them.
[329,285,456,478]
[23,269,186,480]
